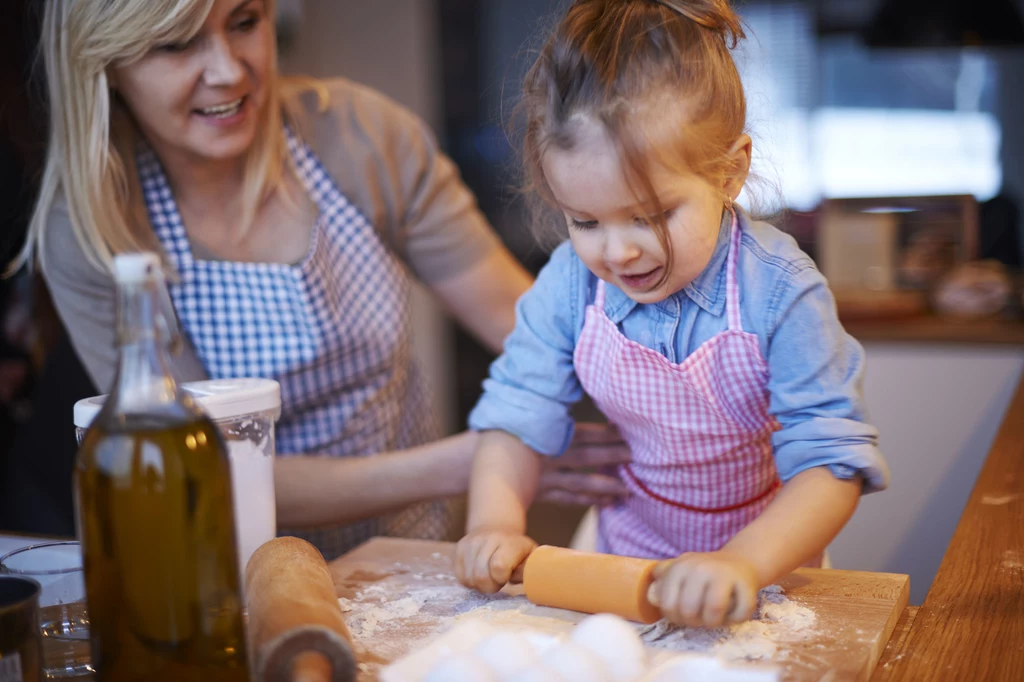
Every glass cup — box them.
[0,575,43,682]
[0,543,92,679]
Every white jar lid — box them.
[74,378,282,427]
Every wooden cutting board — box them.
[329,538,909,682]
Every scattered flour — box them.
[338,558,510,660]
[339,557,817,671]
[981,493,1019,506]
[636,585,818,662]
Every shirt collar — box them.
[603,208,735,323]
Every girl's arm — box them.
[431,245,534,354]
[724,467,860,584]
[455,430,543,593]
[274,432,477,528]
[650,468,861,629]
[465,430,543,534]
[652,262,887,629]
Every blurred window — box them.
[737,3,1001,211]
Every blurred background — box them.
[2,0,1023,606]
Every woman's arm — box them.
[430,245,533,354]
[313,81,534,355]
[275,427,629,529]
[274,432,477,528]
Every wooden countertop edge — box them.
[872,606,919,678]
[842,317,1024,345]
[872,373,1024,680]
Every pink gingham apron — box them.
[574,211,791,560]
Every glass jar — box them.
[74,378,282,578]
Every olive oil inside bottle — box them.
[76,414,249,681]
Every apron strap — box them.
[594,278,607,310]
[725,207,743,333]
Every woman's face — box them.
[110,0,274,169]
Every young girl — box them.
[455,0,890,628]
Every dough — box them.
[540,641,613,682]
[646,657,708,681]
[647,656,780,682]
[473,631,540,680]
[424,653,501,682]
[507,663,570,682]
[570,614,647,682]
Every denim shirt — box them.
[469,209,890,494]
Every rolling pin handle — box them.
[258,625,357,682]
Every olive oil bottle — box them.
[75,253,249,681]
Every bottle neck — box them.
[110,279,179,414]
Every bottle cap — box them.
[113,252,162,284]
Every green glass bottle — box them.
[75,253,249,681]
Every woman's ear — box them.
[723,134,752,202]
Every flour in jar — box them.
[226,435,276,579]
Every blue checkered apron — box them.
[138,129,450,559]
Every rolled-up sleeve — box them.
[467,242,582,456]
[767,266,890,494]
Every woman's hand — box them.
[647,551,760,628]
[536,423,631,506]
[455,527,537,594]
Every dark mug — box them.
[0,576,42,682]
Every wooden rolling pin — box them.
[521,545,662,624]
[245,537,357,682]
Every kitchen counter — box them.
[842,315,1024,346]
[329,538,910,681]
[5,362,1022,680]
[871,373,1024,680]
[828,321,1024,604]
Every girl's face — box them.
[542,116,749,305]
[109,0,274,170]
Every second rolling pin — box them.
[521,545,662,624]
[246,537,357,682]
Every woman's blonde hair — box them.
[12,0,299,275]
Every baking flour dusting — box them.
[341,557,817,669]
[338,560,515,662]
[637,585,818,661]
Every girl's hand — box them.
[647,551,760,628]
[537,422,631,507]
[455,528,537,594]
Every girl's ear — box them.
[723,134,752,202]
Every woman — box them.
[18,0,627,558]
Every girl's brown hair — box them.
[520,0,748,274]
